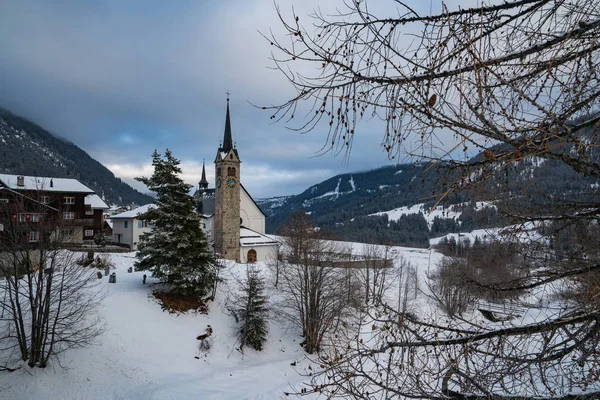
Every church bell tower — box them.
[214,96,241,262]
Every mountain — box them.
[257,164,466,246]
[258,144,600,247]
[0,108,152,206]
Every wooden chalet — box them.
[0,174,96,246]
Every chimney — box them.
[50,179,53,188]
[16,176,24,187]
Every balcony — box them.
[61,218,96,227]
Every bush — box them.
[93,255,115,271]
[93,233,107,248]
[152,291,209,314]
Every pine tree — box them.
[231,265,269,352]
[134,150,216,296]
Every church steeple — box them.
[214,92,241,262]
[199,160,209,190]
[218,94,239,158]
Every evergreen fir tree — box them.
[134,150,216,296]
[231,265,269,352]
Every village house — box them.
[84,194,109,240]
[109,204,155,250]
[0,174,97,245]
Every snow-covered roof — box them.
[110,204,155,220]
[85,194,109,209]
[0,174,94,193]
[240,227,280,247]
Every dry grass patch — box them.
[152,290,209,314]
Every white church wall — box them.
[240,187,265,234]
[200,215,214,241]
[240,244,279,263]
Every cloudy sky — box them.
[0,0,466,198]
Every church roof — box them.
[240,227,279,247]
[218,99,239,158]
[195,190,215,216]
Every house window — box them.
[0,223,4,231]
[124,221,128,228]
[247,249,257,263]
[62,228,74,236]
[85,230,94,237]
[63,212,74,220]
[28,232,40,242]
[85,210,94,215]
[0,198,8,203]
[64,197,75,205]
[17,214,26,223]
[40,196,50,204]
[31,214,41,223]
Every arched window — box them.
[217,167,221,177]
[230,154,233,159]
[227,167,236,177]
[247,249,257,263]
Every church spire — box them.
[199,160,209,190]
[218,93,239,158]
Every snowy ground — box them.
[0,231,560,399]
[0,253,310,400]
[0,244,441,400]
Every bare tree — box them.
[266,0,600,398]
[396,255,418,317]
[359,243,395,306]
[276,212,348,354]
[0,192,104,369]
[266,244,283,288]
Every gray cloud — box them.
[0,0,478,198]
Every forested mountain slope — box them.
[0,108,152,206]
[258,145,600,247]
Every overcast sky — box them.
[0,0,471,198]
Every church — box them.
[194,98,279,263]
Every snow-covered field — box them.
[0,253,310,400]
[0,245,440,400]
[0,230,571,399]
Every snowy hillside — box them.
[371,201,495,228]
